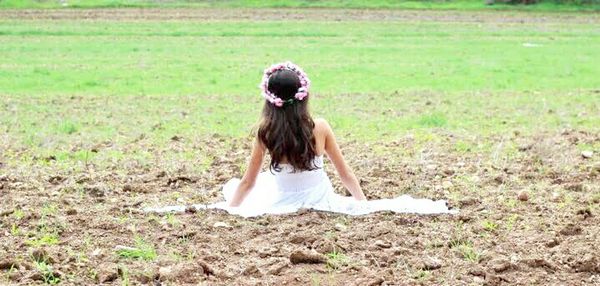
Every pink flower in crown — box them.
[273,97,284,107]
[295,92,307,100]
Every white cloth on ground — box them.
[144,155,457,217]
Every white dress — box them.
[145,156,456,218]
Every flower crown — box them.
[259,61,311,107]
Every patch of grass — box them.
[27,232,60,247]
[33,261,61,285]
[12,209,25,220]
[455,242,484,263]
[10,223,20,236]
[413,269,430,281]
[326,250,349,270]
[453,140,473,153]
[505,214,519,231]
[56,120,79,135]
[482,220,499,232]
[41,203,58,217]
[116,237,157,261]
[118,264,130,286]
[416,113,448,128]
[164,213,180,227]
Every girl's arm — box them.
[228,139,265,207]
[321,120,367,201]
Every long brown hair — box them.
[257,69,317,172]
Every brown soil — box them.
[0,8,598,23]
[1,128,599,285]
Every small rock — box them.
[421,257,442,270]
[545,238,560,248]
[582,150,593,159]
[29,272,45,281]
[571,253,600,273]
[197,260,214,276]
[374,240,392,249]
[565,183,584,192]
[267,262,288,275]
[66,209,77,215]
[425,164,437,171]
[91,248,103,257]
[114,245,138,252]
[517,191,529,202]
[0,259,18,270]
[518,143,533,151]
[442,181,453,189]
[0,209,14,217]
[159,263,206,283]
[559,224,582,236]
[213,222,232,229]
[97,264,118,283]
[353,276,384,286]
[458,214,472,222]
[488,258,511,273]
[8,270,23,281]
[459,197,480,207]
[242,264,261,277]
[84,184,110,197]
[523,258,556,270]
[576,208,592,219]
[289,250,326,264]
[158,266,173,280]
[469,266,486,277]
[390,246,411,255]
[334,223,347,231]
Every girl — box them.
[145,62,454,217]
[209,62,453,217]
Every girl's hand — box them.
[227,140,265,207]
[318,119,368,202]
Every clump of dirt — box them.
[289,250,327,264]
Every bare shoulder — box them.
[313,118,332,134]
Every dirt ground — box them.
[1,128,599,285]
[0,8,599,23]
[1,7,600,286]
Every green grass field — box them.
[0,11,599,167]
[1,0,600,11]
[1,9,599,285]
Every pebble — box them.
[158,266,173,280]
[459,197,480,207]
[422,257,442,270]
[374,240,392,249]
[517,191,529,202]
[213,222,232,229]
[289,249,326,264]
[334,223,347,231]
[442,181,453,189]
[488,258,511,273]
[582,150,593,159]
[0,259,18,270]
[91,248,103,257]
